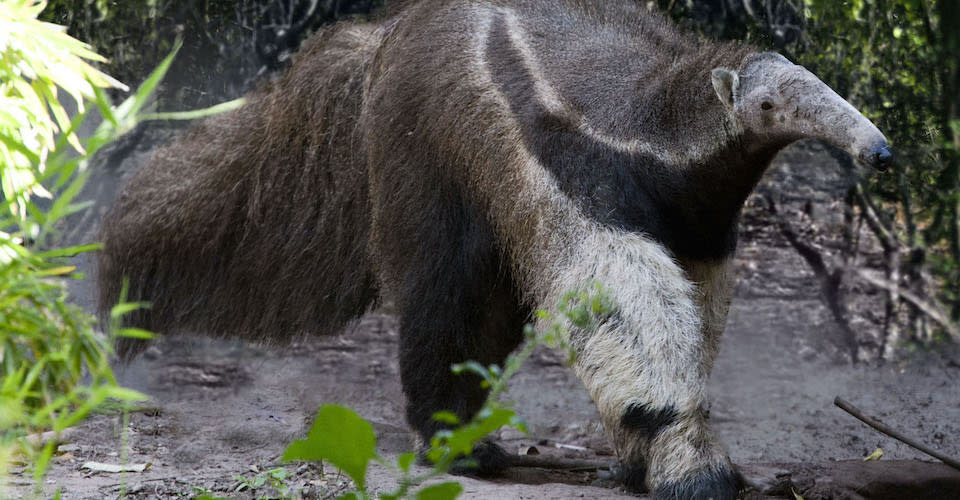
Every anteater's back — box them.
[98,23,381,355]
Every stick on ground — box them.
[507,455,611,471]
[835,396,960,472]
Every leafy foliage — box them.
[797,0,960,318]
[797,1,960,351]
[656,0,801,48]
[0,0,125,234]
[0,0,145,483]
[0,0,243,488]
[283,405,377,491]
[233,466,295,499]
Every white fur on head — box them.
[718,51,889,165]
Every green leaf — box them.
[99,386,149,402]
[450,361,487,377]
[92,84,118,129]
[282,405,377,490]
[0,132,41,166]
[431,411,460,425]
[34,266,77,277]
[140,97,246,122]
[35,243,102,258]
[115,327,155,340]
[431,407,518,462]
[397,452,416,472]
[114,39,183,121]
[416,482,463,500]
[110,301,150,319]
[450,361,494,388]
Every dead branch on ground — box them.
[835,396,960,472]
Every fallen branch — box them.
[20,427,82,448]
[507,454,611,471]
[834,396,960,472]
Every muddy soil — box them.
[5,139,960,499]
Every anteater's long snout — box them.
[795,66,893,173]
[860,140,894,172]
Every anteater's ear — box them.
[711,67,739,109]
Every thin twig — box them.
[20,427,82,447]
[507,455,611,471]
[98,476,183,489]
[855,183,898,252]
[834,396,960,472]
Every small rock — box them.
[143,346,163,360]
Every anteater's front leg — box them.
[681,258,736,377]
[548,232,742,499]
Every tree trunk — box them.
[935,3,960,320]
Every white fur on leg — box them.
[681,258,735,374]
[549,231,728,481]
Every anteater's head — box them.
[712,52,892,171]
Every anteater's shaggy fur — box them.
[100,25,380,346]
[100,1,890,498]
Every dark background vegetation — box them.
[42,0,960,360]
[42,0,385,109]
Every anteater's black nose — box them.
[869,142,893,172]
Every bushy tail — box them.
[98,24,381,357]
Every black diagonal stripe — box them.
[621,402,678,440]
[483,13,742,260]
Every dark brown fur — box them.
[100,2,887,498]
[100,1,754,352]
[100,24,380,356]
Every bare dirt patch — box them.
[7,298,959,499]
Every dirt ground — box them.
[4,139,960,499]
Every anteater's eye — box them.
[761,101,774,111]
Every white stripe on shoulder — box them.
[474,7,735,166]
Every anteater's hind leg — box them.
[396,269,527,475]
[369,182,528,475]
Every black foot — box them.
[652,465,744,500]
[416,440,511,478]
[449,440,512,477]
[601,462,648,494]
